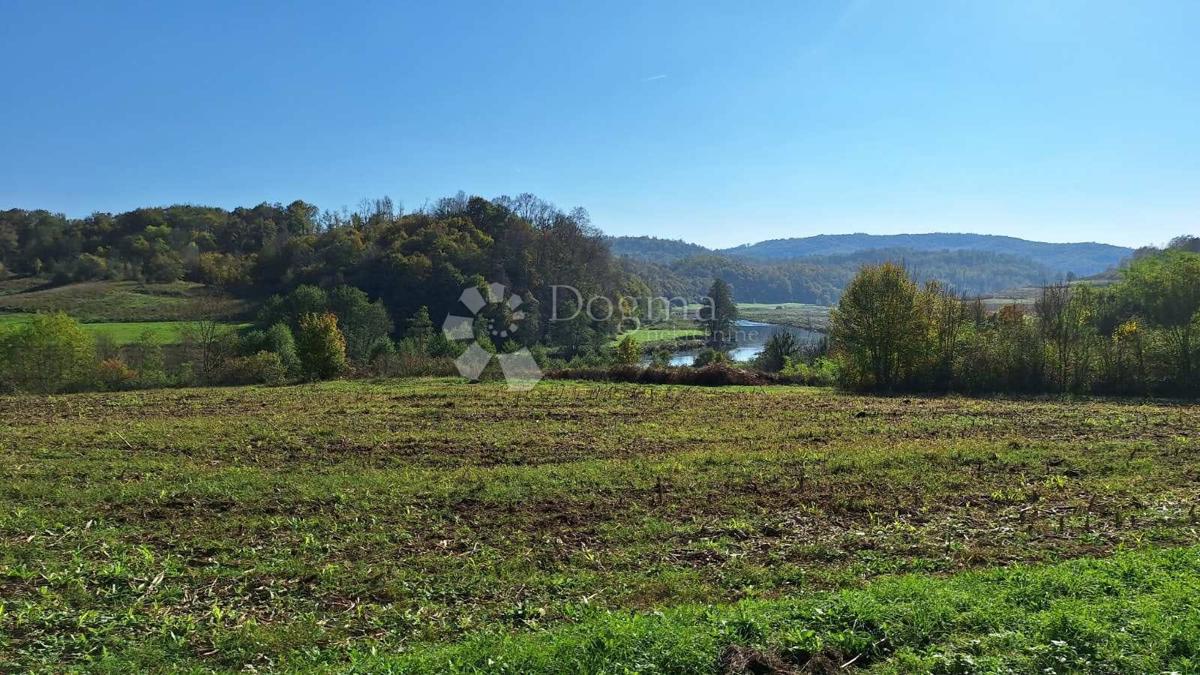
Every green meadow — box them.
[0,313,246,345]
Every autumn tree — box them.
[296,312,348,380]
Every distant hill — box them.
[723,233,1131,277]
[606,236,712,262]
[609,232,1135,304]
[623,248,1054,305]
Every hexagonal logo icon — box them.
[442,282,543,391]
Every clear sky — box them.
[1,1,1196,249]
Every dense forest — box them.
[0,194,644,344]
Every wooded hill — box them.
[610,232,1134,303]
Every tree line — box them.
[823,238,1200,396]
[0,193,646,346]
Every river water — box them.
[646,320,826,367]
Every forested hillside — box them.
[606,235,711,262]
[608,232,1133,302]
[0,198,1141,316]
[0,194,643,343]
[625,248,1054,304]
[724,232,1131,276]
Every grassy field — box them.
[672,303,831,330]
[1,379,1198,671]
[980,278,1118,312]
[0,279,248,322]
[0,313,246,345]
[611,327,704,346]
[735,303,831,330]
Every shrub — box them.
[615,335,640,365]
[693,348,728,368]
[780,356,840,386]
[265,322,301,377]
[96,357,137,390]
[755,332,801,372]
[215,351,287,386]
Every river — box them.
[645,320,826,367]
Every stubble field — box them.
[1,379,1198,672]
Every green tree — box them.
[266,322,301,377]
[756,331,800,372]
[405,306,435,351]
[259,285,329,330]
[328,285,393,365]
[1119,250,1200,387]
[615,334,640,365]
[549,298,595,357]
[830,263,926,390]
[296,312,348,380]
[129,331,168,387]
[699,278,737,345]
[0,312,97,393]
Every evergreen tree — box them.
[699,278,738,345]
[406,306,435,350]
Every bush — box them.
[214,351,287,386]
[755,332,801,372]
[780,356,840,386]
[127,332,169,388]
[692,348,729,368]
[615,335,640,365]
[97,358,138,390]
[265,322,301,377]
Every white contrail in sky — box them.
[640,74,668,82]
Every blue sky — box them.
[1,1,1196,248]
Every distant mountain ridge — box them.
[725,233,1131,277]
[608,232,1136,304]
[609,232,1132,278]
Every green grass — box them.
[671,302,831,330]
[0,279,247,322]
[1,379,1197,671]
[735,303,831,330]
[386,545,1200,673]
[611,327,703,346]
[0,313,246,345]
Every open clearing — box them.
[0,313,248,345]
[0,279,248,322]
[611,327,704,346]
[1,379,1198,671]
